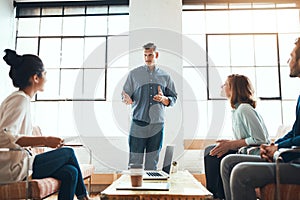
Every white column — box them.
[0,0,15,102]
[129,0,184,164]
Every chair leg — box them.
[88,176,92,194]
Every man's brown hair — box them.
[295,38,300,61]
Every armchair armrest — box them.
[0,147,23,152]
[274,147,300,163]
[33,142,92,164]
[0,148,31,200]
[238,145,260,155]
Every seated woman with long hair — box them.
[204,74,270,199]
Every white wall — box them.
[0,0,16,102]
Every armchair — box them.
[0,144,94,200]
[260,147,300,200]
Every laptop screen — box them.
[162,145,174,174]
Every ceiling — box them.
[14,0,300,3]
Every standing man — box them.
[122,42,177,170]
[220,37,300,200]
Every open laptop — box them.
[143,145,174,180]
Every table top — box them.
[100,170,213,200]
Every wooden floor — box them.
[44,193,101,200]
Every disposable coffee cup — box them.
[129,163,143,187]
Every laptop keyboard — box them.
[146,172,163,177]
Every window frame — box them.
[15,2,129,102]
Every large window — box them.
[207,34,280,100]
[16,4,129,101]
[182,2,300,138]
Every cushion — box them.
[0,177,59,199]
[0,164,94,199]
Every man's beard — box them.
[290,62,300,77]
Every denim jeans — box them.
[128,120,164,170]
[32,147,87,200]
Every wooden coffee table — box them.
[100,170,213,200]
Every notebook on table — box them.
[143,145,174,180]
[116,182,169,191]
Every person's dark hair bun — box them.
[3,49,23,69]
[3,49,44,89]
